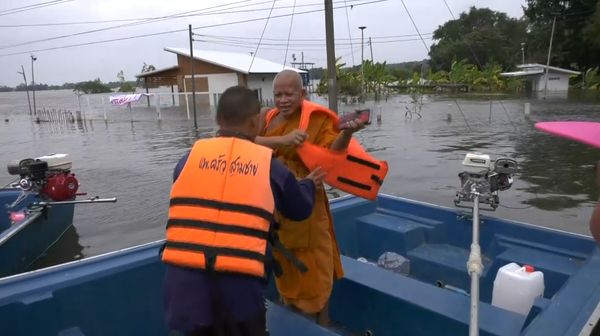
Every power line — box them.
[0,0,73,17]
[0,0,259,50]
[248,0,278,72]
[282,0,297,67]
[442,0,455,19]
[343,0,356,66]
[400,0,430,53]
[0,0,388,57]
[201,35,432,47]
[196,32,432,42]
[0,0,367,28]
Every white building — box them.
[136,48,305,107]
[500,63,580,92]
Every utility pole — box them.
[189,24,198,128]
[369,37,374,61]
[325,0,338,113]
[18,65,32,115]
[520,42,525,65]
[30,55,37,116]
[359,26,367,102]
[543,15,557,99]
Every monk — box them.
[255,70,364,324]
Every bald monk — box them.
[256,70,364,324]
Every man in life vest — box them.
[254,70,366,325]
[162,86,325,336]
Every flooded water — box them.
[1,89,599,269]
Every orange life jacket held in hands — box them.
[266,100,388,200]
[162,137,275,278]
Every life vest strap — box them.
[346,154,381,170]
[170,197,274,222]
[167,219,269,240]
[165,241,266,263]
[268,231,308,274]
[337,176,372,191]
[371,174,384,186]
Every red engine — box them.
[42,172,79,201]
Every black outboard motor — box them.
[6,154,79,201]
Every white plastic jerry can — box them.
[491,263,545,315]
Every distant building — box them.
[135,47,305,107]
[500,63,580,92]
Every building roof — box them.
[164,47,306,75]
[500,63,581,77]
[135,65,179,78]
[517,63,581,75]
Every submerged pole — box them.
[543,16,557,99]
[18,65,33,115]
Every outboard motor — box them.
[7,154,79,201]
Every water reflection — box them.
[28,226,84,271]
[515,130,600,210]
[2,90,600,264]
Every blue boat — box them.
[0,190,598,335]
[0,154,116,278]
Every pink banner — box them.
[109,93,149,106]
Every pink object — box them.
[9,211,26,223]
[535,121,600,149]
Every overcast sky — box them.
[0,0,527,87]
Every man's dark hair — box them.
[216,86,260,126]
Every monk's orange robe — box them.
[262,107,344,314]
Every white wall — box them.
[248,74,276,105]
[533,72,572,92]
[184,73,239,105]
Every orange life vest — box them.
[162,137,275,278]
[266,100,388,200]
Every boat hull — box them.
[0,194,598,336]
[0,188,75,278]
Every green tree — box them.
[316,57,361,98]
[429,7,527,71]
[524,0,598,70]
[73,79,112,94]
[363,60,395,102]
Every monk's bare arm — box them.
[329,130,353,152]
[256,135,286,149]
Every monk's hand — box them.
[306,166,326,187]
[340,118,365,135]
[282,129,308,146]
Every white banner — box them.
[109,93,150,106]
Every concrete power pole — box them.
[359,26,366,102]
[189,24,198,128]
[543,16,557,99]
[18,65,32,115]
[324,0,338,113]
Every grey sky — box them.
[0,0,526,87]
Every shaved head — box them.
[273,69,303,91]
[273,70,305,117]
